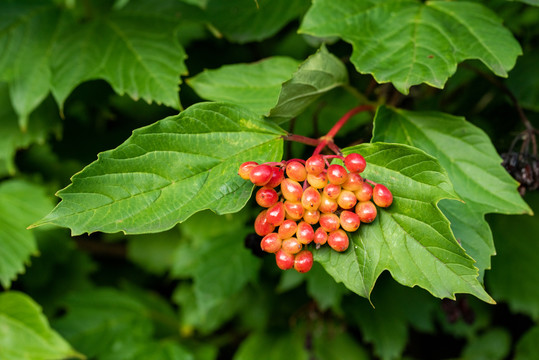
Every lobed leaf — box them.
[299,0,521,94]
[33,102,285,235]
[187,57,301,115]
[205,0,310,43]
[51,0,188,111]
[0,180,54,288]
[372,106,532,278]
[0,1,190,126]
[0,291,82,360]
[315,143,493,303]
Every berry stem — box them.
[312,105,374,156]
[365,179,378,186]
[284,134,320,146]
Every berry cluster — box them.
[238,153,393,273]
[501,151,539,195]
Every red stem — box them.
[313,105,374,156]
[283,134,320,146]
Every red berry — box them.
[286,161,307,182]
[301,186,321,211]
[319,213,340,232]
[327,164,348,185]
[305,155,325,175]
[275,249,295,270]
[342,172,363,191]
[281,237,302,255]
[284,201,304,220]
[265,166,285,188]
[373,184,393,208]
[256,187,279,208]
[319,194,338,213]
[355,201,377,223]
[337,190,357,210]
[278,220,298,239]
[303,209,320,225]
[344,153,366,173]
[340,210,360,232]
[249,164,273,186]
[238,161,258,180]
[254,210,275,236]
[294,250,313,273]
[328,229,349,252]
[323,183,341,200]
[260,233,281,253]
[355,182,373,202]
[266,202,285,226]
[314,228,328,247]
[307,171,328,189]
[281,178,303,202]
[296,221,314,244]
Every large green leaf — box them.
[51,0,188,111]
[299,0,521,94]
[0,180,54,288]
[171,210,260,332]
[205,0,309,43]
[486,192,539,320]
[268,46,349,120]
[0,291,81,360]
[53,288,154,358]
[187,57,301,115]
[0,83,62,177]
[33,102,285,235]
[0,1,189,126]
[188,46,349,121]
[315,143,493,303]
[372,106,531,278]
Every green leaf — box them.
[172,210,261,327]
[299,0,521,94]
[313,328,369,360]
[515,325,539,360]
[187,57,301,115]
[51,0,188,111]
[315,143,493,303]
[0,180,54,288]
[305,263,348,312]
[127,227,183,275]
[507,49,539,112]
[33,102,285,235]
[0,291,82,360]
[461,328,511,360]
[268,45,349,121]
[101,340,194,360]
[0,83,62,177]
[371,106,532,278]
[205,0,309,43]
[0,1,190,125]
[53,288,154,358]
[510,0,539,6]
[343,277,437,360]
[486,192,539,320]
[0,2,59,128]
[233,331,309,360]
